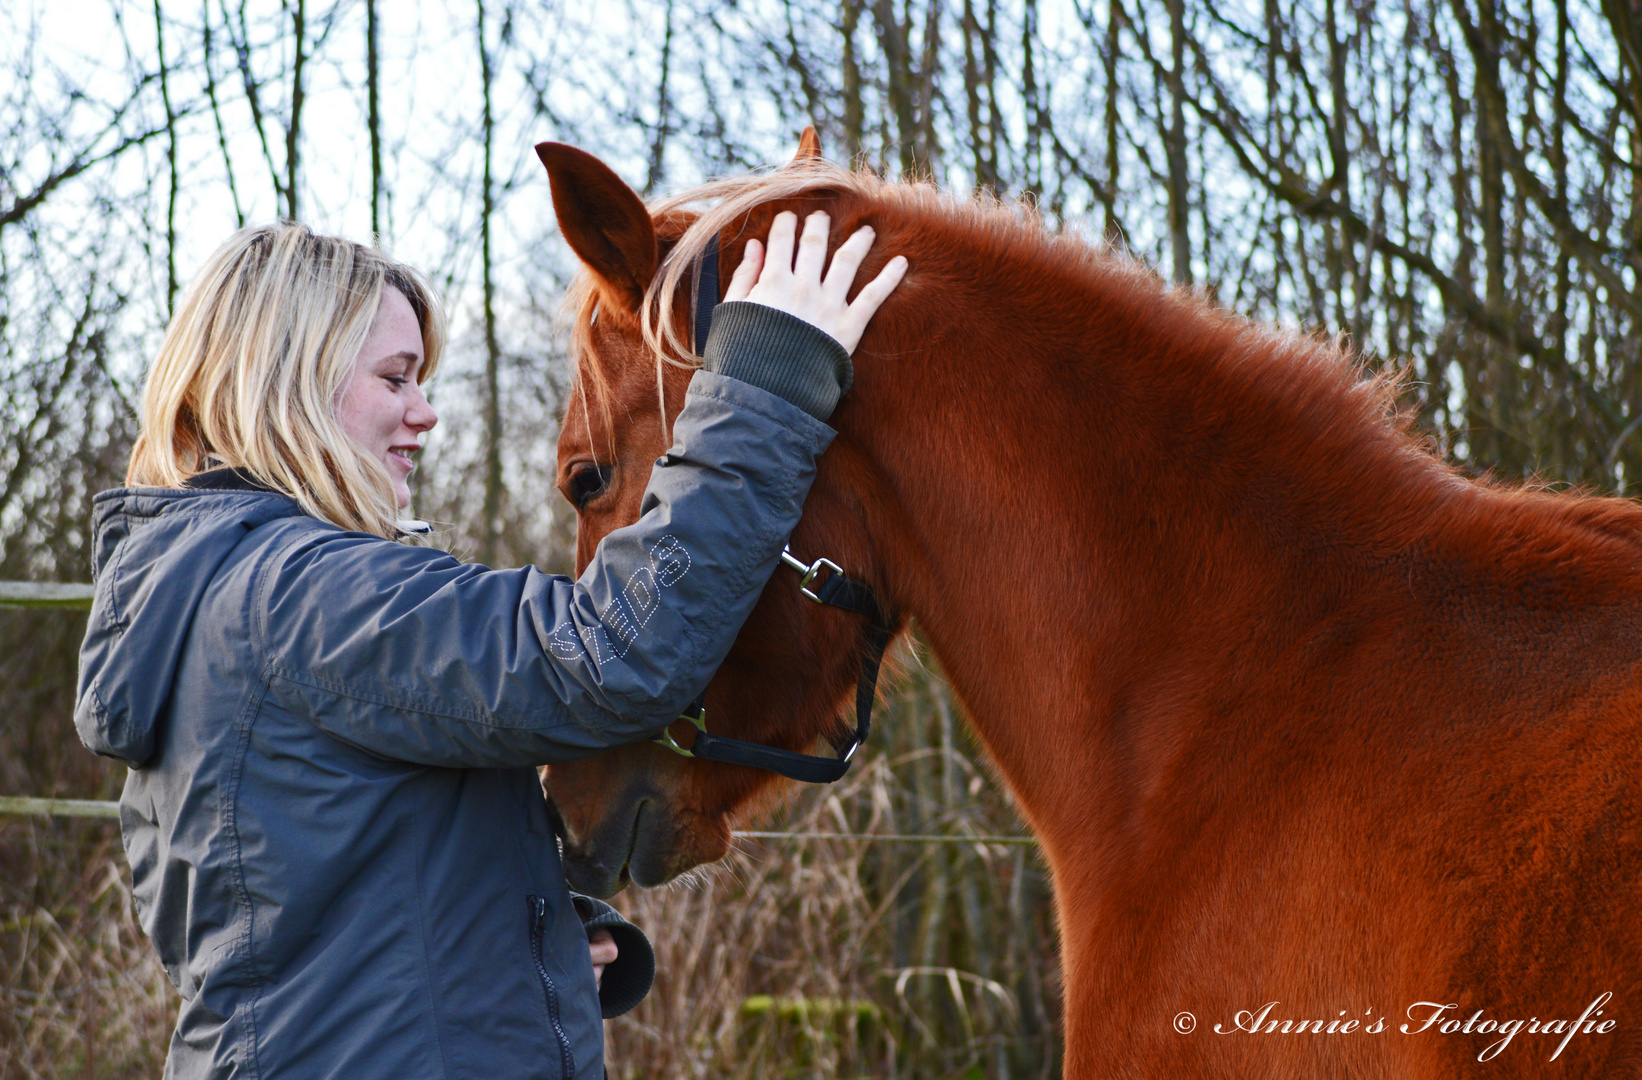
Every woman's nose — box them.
[407,384,438,432]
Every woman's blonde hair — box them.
[127,222,445,538]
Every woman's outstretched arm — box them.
[256,215,905,768]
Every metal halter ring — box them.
[779,546,842,604]
[653,705,709,758]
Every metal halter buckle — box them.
[780,546,842,604]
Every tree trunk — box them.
[841,0,864,164]
[1165,0,1191,284]
[644,0,675,196]
[286,0,307,221]
[871,0,918,176]
[478,0,503,565]
[1102,0,1122,239]
[368,0,383,240]
[202,0,245,226]
[154,0,178,315]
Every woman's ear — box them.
[536,142,658,314]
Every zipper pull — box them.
[528,894,547,936]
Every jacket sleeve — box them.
[256,372,834,767]
[570,893,655,1019]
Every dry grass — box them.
[602,663,1062,1079]
[1,608,177,1080]
[1,607,1061,1079]
[0,821,175,1080]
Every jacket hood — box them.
[75,487,304,766]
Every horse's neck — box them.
[863,276,1450,841]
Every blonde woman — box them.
[76,216,905,1079]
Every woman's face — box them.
[337,286,438,510]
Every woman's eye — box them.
[385,375,409,389]
[568,463,611,508]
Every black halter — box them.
[649,234,896,784]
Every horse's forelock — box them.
[639,161,885,370]
[563,271,618,463]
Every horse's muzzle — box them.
[550,777,734,896]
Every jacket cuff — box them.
[701,301,853,422]
[572,893,656,1019]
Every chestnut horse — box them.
[536,134,1642,1077]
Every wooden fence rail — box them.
[0,581,94,608]
[0,796,121,819]
[0,583,1037,846]
[0,797,1032,843]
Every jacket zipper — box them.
[528,895,577,1080]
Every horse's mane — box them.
[565,160,1423,480]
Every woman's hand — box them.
[588,928,617,990]
[722,210,908,355]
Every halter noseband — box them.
[648,233,895,784]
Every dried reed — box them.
[1,609,1062,1079]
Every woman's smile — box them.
[337,286,438,509]
[388,444,419,473]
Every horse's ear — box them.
[535,142,657,313]
[793,125,823,164]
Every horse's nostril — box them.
[626,798,648,860]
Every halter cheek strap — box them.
[649,233,895,784]
[651,549,894,785]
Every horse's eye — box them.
[567,463,611,509]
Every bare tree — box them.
[154,1,179,313]
[368,0,383,240]
[11,3,1642,1076]
[477,0,504,567]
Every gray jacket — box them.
[75,342,838,1078]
